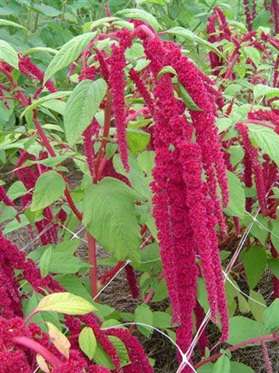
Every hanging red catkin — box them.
[18,55,57,93]
[108,29,132,172]
[236,123,267,214]
[124,264,139,299]
[136,30,230,359]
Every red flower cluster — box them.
[106,328,155,373]
[18,56,57,95]
[243,0,257,31]
[236,123,267,214]
[108,29,132,172]
[132,31,230,360]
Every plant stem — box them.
[33,112,83,221]
[12,336,61,368]
[87,231,98,298]
[0,65,29,107]
[195,333,278,369]
[94,89,112,179]
[243,119,276,130]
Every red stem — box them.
[33,112,83,221]
[222,53,239,81]
[0,64,29,106]
[195,333,278,369]
[12,336,61,368]
[94,89,112,179]
[243,119,276,130]
[87,231,98,298]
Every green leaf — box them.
[153,311,172,329]
[54,274,92,303]
[137,151,155,176]
[108,336,130,367]
[126,128,151,154]
[168,27,223,57]
[39,246,53,278]
[0,18,28,30]
[20,91,71,119]
[157,65,177,78]
[31,171,66,211]
[64,79,107,146]
[248,290,266,323]
[243,246,267,289]
[178,83,203,112]
[268,258,279,279]
[46,322,70,358]
[31,3,61,17]
[225,171,245,218]
[113,153,152,200]
[0,40,19,69]
[83,177,141,264]
[7,181,27,200]
[240,46,261,67]
[228,316,265,345]
[23,292,60,332]
[247,124,279,167]
[36,292,96,315]
[197,362,214,373]
[271,219,279,253]
[253,84,279,100]
[135,304,154,337]
[78,327,97,360]
[93,342,114,369]
[116,9,160,31]
[212,355,230,373]
[87,16,119,31]
[264,299,279,332]
[23,47,58,56]
[230,362,254,373]
[44,32,97,83]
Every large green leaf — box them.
[230,362,254,373]
[83,177,142,263]
[79,327,97,360]
[242,246,267,289]
[227,316,265,345]
[224,171,245,218]
[167,27,223,57]
[20,91,71,119]
[108,336,130,367]
[126,128,151,154]
[113,153,152,200]
[0,39,18,69]
[264,299,279,333]
[116,9,160,31]
[35,292,96,315]
[64,78,107,146]
[212,355,230,373]
[0,19,28,30]
[178,82,203,112]
[31,171,66,211]
[247,124,279,167]
[93,342,114,369]
[44,32,97,83]
[135,304,153,337]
